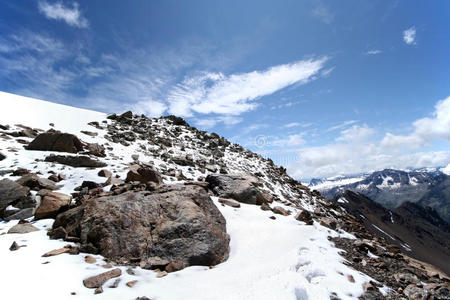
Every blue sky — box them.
[1,0,450,179]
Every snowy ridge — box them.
[0,91,385,299]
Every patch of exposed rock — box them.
[50,183,230,271]
[0,178,32,218]
[45,155,107,168]
[26,131,83,153]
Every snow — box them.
[337,197,348,204]
[0,91,378,299]
[442,163,450,175]
[372,224,395,241]
[309,176,365,191]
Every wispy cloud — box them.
[366,49,382,55]
[38,1,88,28]
[311,4,334,24]
[327,120,358,132]
[283,122,312,128]
[403,27,416,45]
[166,58,328,117]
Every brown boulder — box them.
[85,143,106,157]
[51,184,230,270]
[218,198,241,208]
[26,132,83,153]
[0,179,30,214]
[125,165,162,185]
[34,191,72,220]
[83,268,122,288]
[7,223,39,234]
[44,155,107,168]
[295,210,314,225]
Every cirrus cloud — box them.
[38,1,88,28]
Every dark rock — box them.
[51,184,230,270]
[295,210,314,225]
[120,111,133,119]
[44,155,107,168]
[206,173,272,205]
[26,132,83,153]
[0,152,5,161]
[125,165,162,185]
[272,206,291,216]
[83,268,122,288]
[81,131,98,137]
[85,143,106,157]
[0,179,30,214]
[34,191,72,220]
[4,208,34,221]
[16,174,59,191]
[9,241,20,251]
[98,169,112,178]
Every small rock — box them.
[347,275,355,283]
[94,286,103,294]
[85,256,97,264]
[295,210,314,225]
[156,271,168,278]
[362,281,376,292]
[98,169,112,178]
[7,223,39,234]
[42,247,71,257]
[126,280,137,287]
[319,218,337,230]
[126,267,136,275]
[269,216,276,220]
[9,241,20,251]
[136,297,151,300]
[83,268,122,288]
[218,198,241,208]
[272,206,291,216]
[125,165,162,185]
[109,278,121,288]
[403,284,428,300]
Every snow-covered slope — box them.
[1,92,444,299]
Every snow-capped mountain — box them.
[1,92,448,300]
[310,168,450,223]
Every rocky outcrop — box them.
[0,179,30,217]
[50,183,230,271]
[26,131,84,153]
[34,190,72,220]
[206,173,272,205]
[44,155,107,168]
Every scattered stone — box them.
[4,208,34,221]
[218,198,241,208]
[165,261,186,273]
[42,247,71,257]
[156,271,168,278]
[109,278,121,288]
[126,268,136,275]
[48,226,67,239]
[85,256,97,264]
[98,169,112,178]
[295,210,314,225]
[26,132,83,153]
[319,218,337,230]
[0,152,5,161]
[269,216,276,220]
[0,178,30,214]
[85,143,106,157]
[136,297,151,300]
[47,174,60,182]
[44,155,107,168]
[83,268,122,288]
[206,173,272,205]
[403,284,428,300]
[7,223,39,234]
[125,165,162,185]
[272,206,291,216]
[126,280,137,287]
[51,184,230,271]
[11,168,30,176]
[34,191,72,220]
[9,241,20,251]
[394,272,420,285]
[362,281,376,292]
[16,174,59,191]
[347,275,355,283]
[94,287,103,294]
[81,131,98,137]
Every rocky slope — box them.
[332,191,450,275]
[0,91,449,300]
[311,168,450,223]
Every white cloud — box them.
[284,122,312,128]
[403,27,416,45]
[167,58,328,117]
[38,1,88,28]
[381,96,450,151]
[327,120,358,132]
[336,124,375,143]
[132,100,168,117]
[312,5,334,24]
[194,116,243,129]
[366,50,382,55]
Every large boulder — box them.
[44,155,107,168]
[206,173,272,205]
[26,132,83,153]
[0,179,30,216]
[125,165,162,185]
[50,184,230,270]
[16,174,59,191]
[34,191,72,220]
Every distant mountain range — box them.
[310,168,450,223]
[332,190,450,275]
